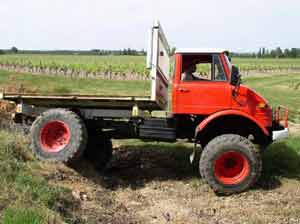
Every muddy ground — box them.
[37,132,300,224]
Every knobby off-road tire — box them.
[199,134,262,195]
[30,109,88,163]
[84,131,112,170]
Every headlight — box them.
[257,103,269,109]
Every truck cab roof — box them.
[175,48,228,54]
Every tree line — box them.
[232,47,300,58]
[0,47,146,56]
[1,46,299,58]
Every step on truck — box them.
[1,21,289,194]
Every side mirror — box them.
[230,65,241,86]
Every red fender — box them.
[196,110,270,136]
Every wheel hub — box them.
[214,151,250,185]
[40,120,71,153]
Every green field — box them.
[0,70,150,96]
[1,54,300,78]
[0,54,149,76]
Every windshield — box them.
[224,55,232,75]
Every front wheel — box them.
[199,134,262,195]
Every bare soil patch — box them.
[36,141,300,224]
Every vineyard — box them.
[237,58,300,75]
[0,54,300,79]
[0,54,149,80]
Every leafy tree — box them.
[257,48,262,58]
[140,49,146,56]
[262,47,266,56]
[275,47,283,58]
[122,48,128,55]
[284,49,290,57]
[11,46,18,53]
[290,48,298,58]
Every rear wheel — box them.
[199,134,261,195]
[30,109,87,162]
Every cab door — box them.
[173,54,232,115]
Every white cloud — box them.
[0,0,299,51]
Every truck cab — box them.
[171,49,288,147]
[173,49,231,114]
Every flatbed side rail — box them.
[0,93,161,111]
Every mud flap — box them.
[190,142,202,164]
[190,130,202,164]
[189,143,196,164]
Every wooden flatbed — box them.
[0,93,161,110]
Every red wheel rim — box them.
[214,151,250,185]
[40,120,71,153]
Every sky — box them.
[0,0,299,52]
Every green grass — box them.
[0,130,75,223]
[244,74,300,122]
[263,136,300,178]
[3,207,44,224]
[0,70,150,96]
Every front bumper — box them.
[272,128,289,141]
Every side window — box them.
[213,55,226,81]
[181,54,227,82]
[195,63,212,80]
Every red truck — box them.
[1,22,289,194]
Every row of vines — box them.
[0,54,149,80]
[0,54,300,79]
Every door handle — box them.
[178,88,190,93]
